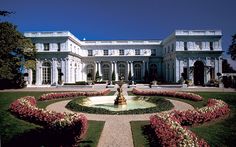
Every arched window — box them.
[134,64,141,80]
[102,64,110,80]
[87,64,94,80]
[118,64,126,79]
[42,62,51,84]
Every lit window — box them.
[44,43,49,51]
[104,50,108,55]
[135,49,140,55]
[119,49,124,55]
[196,42,202,50]
[88,50,93,56]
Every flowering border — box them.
[150,99,230,146]
[39,89,111,101]
[132,88,203,101]
[9,96,88,140]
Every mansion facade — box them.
[24,30,223,86]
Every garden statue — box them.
[114,75,127,105]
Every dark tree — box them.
[228,34,236,60]
[0,10,13,16]
[222,59,236,73]
[0,22,36,88]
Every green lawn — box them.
[0,92,104,146]
[130,92,236,147]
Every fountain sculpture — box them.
[114,76,127,105]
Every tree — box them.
[0,10,13,17]
[228,34,236,60]
[0,22,36,88]
[222,59,236,73]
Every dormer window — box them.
[44,43,49,51]
[88,50,93,56]
[119,49,124,55]
[57,43,61,51]
[104,50,108,55]
[210,42,213,50]
[135,49,140,55]
[184,42,188,51]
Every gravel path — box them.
[46,99,194,147]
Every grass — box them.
[130,92,236,147]
[0,92,104,146]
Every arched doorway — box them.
[42,62,51,84]
[194,61,204,85]
[87,64,94,81]
[118,63,126,79]
[134,64,142,81]
[150,64,157,81]
[102,64,110,80]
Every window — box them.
[118,64,126,79]
[134,64,142,80]
[57,43,61,51]
[184,42,188,51]
[42,62,51,84]
[87,64,94,80]
[119,49,124,55]
[88,50,93,56]
[151,49,156,56]
[44,43,49,51]
[102,64,110,80]
[168,46,170,53]
[210,42,213,50]
[196,42,202,50]
[210,68,215,79]
[104,50,108,55]
[135,49,140,55]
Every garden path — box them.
[46,97,194,147]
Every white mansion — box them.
[24,30,223,86]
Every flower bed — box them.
[150,99,230,146]
[9,96,88,140]
[39,89,111,101]
[132,88,203,101]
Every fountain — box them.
[78,76,157,112]
[114,76,127,105]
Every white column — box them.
[111,61,114,80]
[114,61,118,81]
[175,59,180,83]
[28,69,33,85]
[61,59,66,83]
[65,58,70,83]
[52,58,58,85]
[131,61,134,77]
[98,61,102,80]
[83,63,87,81]
[219,57,222,74]
[127,61,130,76]
[35,60,41,85]
[95,61,98,73]
[142,61,145,79]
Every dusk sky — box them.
[1,0,236,68]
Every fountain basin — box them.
[83,96,156,111]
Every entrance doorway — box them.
[194,61,204,85]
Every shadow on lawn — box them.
[4,127,84,147]
[142,124,161,147]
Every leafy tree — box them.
[0,22,36,88]
[222,59,236,73]
[228,34,236,60]
[0,10,13,17]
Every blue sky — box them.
[1,0,236,68]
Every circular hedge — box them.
[66,96,174,115]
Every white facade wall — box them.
[24,30,223,86]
